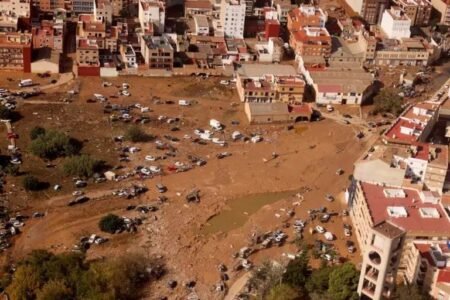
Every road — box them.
[224,272,251,300]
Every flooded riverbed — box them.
[200,190,297,235]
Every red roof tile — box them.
[438,270,450,283]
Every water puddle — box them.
[200,190,297,235]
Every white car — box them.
[326,105,334,112]
[220,80,229,85]
[251,135,262,143]
[129,147,140,153]
[102,81,112,87]
[324,232,334,241]
[212,137,225,145]
[183,134,191,139]
[149,166,161,173]
[121,90,130,96]
[145,155,156,161]
[194,129,203,136]
[344,228,352,237]
[140,168,151,176]
[72,190,84,196]
[315,225,325,234]
[122,83,130,89]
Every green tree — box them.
[30,130,80,159]
[6,265,42,300]
[4,163,19,176]
[283,251,310,288]
[22,175,45,191]
[267,283,300,300]
[373,88,404,116]
[392,284,431,300]
[36,280,72,300]
[306,266,332,295]
[124,126,153,143]
[327,263,359,300]
[63,155,101,178]
[30,126,46,140]
[99,214,124,234]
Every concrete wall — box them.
[100,67,119,77]
[31,60,60,74]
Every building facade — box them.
[0,31,31,72]
[220,0,246,38]
[380,7,411,39]
[393,0,432,26]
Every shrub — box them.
[22,175,45,191]
[30,130,81,160]
[125,126,153,143]
[30,126,46,140]
[99,214,124,234]
[6,250,160,300]
[63,155,101,178]
[373,88,404,116]
[4,164,19,176]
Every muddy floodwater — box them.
[201,190,298,235]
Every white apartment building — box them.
[72,0,96,14]
[220,0,246,39]
[0,0,30,17]
[139,0,165,34]
[380,7,411,39]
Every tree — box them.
[124,126,153,143]
[6,265,42,300]
[327,263,359,300]
[267,284,300,300]
[36,280,72,300]
[30,130,81,159]
[306,266,332,295]
[30,126,46,140]
[392,284,431,300]
[283,251,310,288]
[22,175,46,191]
[99,214,124,234]
[248,261,285,299]
[63,155,102,178]
[373,88,404,116]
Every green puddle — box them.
[200,190,297,235]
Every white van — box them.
[178,99,190,106]
[18,79,33,87]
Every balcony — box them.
[369,251,382,265]
[365,266,379,282]
[362,279,376,297]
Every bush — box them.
[6,250,160,300]
[125,126,153,143]
[63,155,101,178]
[30,130,81,160]
[99,214,124,234]
[0,106,14,120]
[373,88,404,116]
[22,175,46,191]
[30,126,46,140]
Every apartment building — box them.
[380,6,411,39]
[138,0,165,34]
[193,15,209,35]
[32,19,65,53]
[33,0,66,12]
[287,5,327,30]
[383,102,439,144]
[431,0,450,25]
[72,0,96,14]
[354,141,448,193]
[289,26,331,58]
[0,31,31,72]
[0,0,30,17]
[96,0,113,24]
[372,37,431,66]
[254,38,284,63]
[346,0,389,24]
[393,0,432,26]
[140,35,173,70]
[76,38,99,66]
[236,64,305,103]
[120,44,137,68]
[184,0,212,16]
[220,0,246,38]
[348,181,450,300]
[276,2,298,25]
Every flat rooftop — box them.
[372,221,405,239]
[361,182,450,236]
[237,63,297,78]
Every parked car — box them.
[315,225,325,233]
[156,183,167,193]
